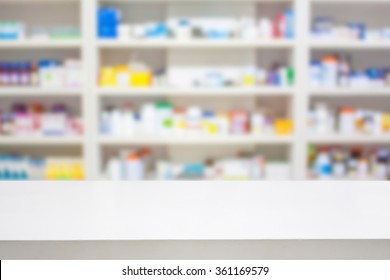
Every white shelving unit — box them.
[305,0,390,181]
[0,136,84,146]
[98,86,295,96]
[99,135,293,146]
[310,88,390,97]
[307,134,390,145]
[97,39,295,49]
[0,87,83,96]
[0,0,90,175]
[93,0,299,180]
[309,40,390,50]
[0,40,82,49]
[1,0,390,180]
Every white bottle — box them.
[110,108,123,136]
[322,57,338,87]
[314,103,332,134]
[309,61,323,87]
[258,18,273,39]
[133,24,146,39]
[240,18,257,39]
[176,19,192,40]
[216,113,230,136]
[106,157,123,180]
[100,109,112,135]
[116,69,130,87]
[257,68,267,85]
[122,105,134,136]
[118,24,132,40]
[125,154,144,181]
[141,103,157,135]
[157,161,173,180]
[186,107,202,135]
[278,67,288,86]
[251,112,264,135]
[339,108,356,135]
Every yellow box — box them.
[243,74,256,86]
[45,164,59,180]
[99,67,116,87]
[275,119,293,135]
[202,120,218,135]
[114,65,129,72]
[71,163,85,180]
[131,71,152,87]
[382,114,390,132]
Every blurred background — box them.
[1,0,390,181]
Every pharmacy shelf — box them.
[0,136,84,146]
[307,134,390,144]
[0,87,83,97]
[310,40,390,50]
[97,39,295,49]
[99,135,293,146]
[309,87,390,97]
[98,87,295,97]
[0,40,82,49]
[3,0,390,181]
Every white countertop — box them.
[0,181,389,241]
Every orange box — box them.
[275,119,293,135]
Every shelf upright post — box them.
[82,0,100,179]
[292,0,310,179]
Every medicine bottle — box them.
[339,107,355,134]
[322,55,338,87]
[376,149,389,180]
[30,62,39,86]
[332,150,346,178]
[315,148,332,179]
